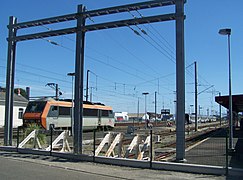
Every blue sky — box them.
[0,0,243,115]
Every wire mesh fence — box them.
[3,121,243,174]
[185,128,227,167]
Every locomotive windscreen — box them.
[25,101,47,113]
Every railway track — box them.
[154,125,228,161]
[0,121,226,155]
[0,128,19,139]
[0,122,227,164]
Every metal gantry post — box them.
[175,0,186,162]
[4,16,17,146]
[74,5,86,154]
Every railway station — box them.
[0,0,243,179]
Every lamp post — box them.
[67,72,75,136]
[142,92,149,127]
[218,28,233,150]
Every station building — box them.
[0,91,28,127]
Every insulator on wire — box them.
[133,30,140,36]
[141,29,147,35]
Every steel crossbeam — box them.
[85,0,175,18]
[11,13,77,30]
[11,0,175,30]
[13,13,177,42]
[84,13,176,31]
[14,27,76,42]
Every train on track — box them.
[23,98,115,130]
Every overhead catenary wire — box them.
[23,24,218,106]
[127,25,176,64]
[2,32,214,99]
[40,25,165,86]
[128,11,198,83]
[43,23,160,80]
[100,29,162,76]
[127,11,175,63]
[135,10,175,53]
[1,6,220,114]
[86,46,157,79]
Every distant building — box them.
[147,112,161,121]
[128,112,161,122]
[114,112,129,122]
[0,92,28,127]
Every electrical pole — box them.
[55,84,58,100]
[194,61,198,131]
[155,91,157,125]
[90,87,95,102]
[86,70,90,101]
[46,83,62,100]
[142,92,149,125]
[137,97,140,122]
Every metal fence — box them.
[2,121,243,176]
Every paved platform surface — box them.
[0,152,230,180]
[185,128,243,169]
[0,151,234,180]
[0,127,242,179]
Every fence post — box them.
[49,124,55,156]
[16,126,20,152]
[150,129,153,168]
[93,129,96,162]
[226,128,229,176]
[33,130,38,149]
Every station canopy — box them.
[215,94,243,113]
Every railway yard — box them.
[0,121,227,162]
[1,0,243,178]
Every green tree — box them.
[14,88,28,99]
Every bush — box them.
[24,124,46,146]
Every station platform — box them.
[185,127,243,169]
[0,126,242,179]
[0,151,236,180]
